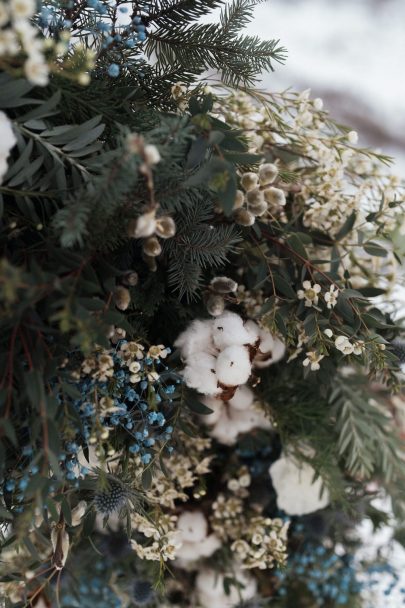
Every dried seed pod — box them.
[143,236,162,257]
[233,208,255,227]
[206,294,225,317]
[155,216,176,239]
[258,163,278,186]
[114,286,131,311]
[210,276,238,294]
[240,172,259,192]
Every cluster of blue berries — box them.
[61,565,121,608]
[0,445,41,514]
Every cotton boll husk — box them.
[182,352,219,396]
[228,385,254,411]
[216,345,251,386]
[269,455,330,516]
[174,319,216,359]
[200,396,224,425]
[212,312,252,349]
[177,511,208,543]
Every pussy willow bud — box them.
[122,271,139,286]
[240,172,259,192]
[248,200,268,217]
[143,254,157,272]
[233,208,255,227]
[114,286,131,311]
[246,188,265,206]
[210,276,238,294]
[233,189,245,210]
[155,216,176,239]
[206,294,225,317]
[264,187,286,207]
[143,236,162,257]
[128,211,157,238]
[259,163,278,186]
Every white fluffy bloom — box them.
[227,385,254,410]
[269,455,330,516]
[200,396,224,424]
[196,568,257,608]
[210,403,271,445]
[254,328,286,368]
[216,345,251,386]
[144,144,161,165]
[175,511,221,564]
[212,312,253,349]
[24,56,49,87]
[0,111,16,184]
[182,352,219,396]
[174,319,216,359]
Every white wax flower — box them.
[196,568,257,608]
[174,319,216,360]
[212,312,253,350]
[215,345,251,386]
[182,352,219,396]
[269,455,330,516]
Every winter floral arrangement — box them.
[0,1,405,607]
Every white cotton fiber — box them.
[177,511,208,543]
[174,319,216,360]
[209,410,240,445]
[200,396,224,424]
[182,352,219,396]
[212,312,252,349]
[244,319,261,345]
[228,385,254,411]
[215,345,251,386]
[254,329,286,368]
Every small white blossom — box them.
[143,144,161,165]
[24,56,49,87]
[334,335,354,355]
[324,328,333,338]
[324,285,339,309]
[347,130,359,144]
[303,351,324,371]
[297,280,322,307]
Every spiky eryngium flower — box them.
[94,477,130,516]
[131,580,154,606]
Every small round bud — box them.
[114,286,131,311]
[258,163,278,186]
[264,187,286,207]
[233,189,245,210]
[128,211,156,239]
[155,216,176,239]
[210,276,238,294]
[207,294,225,317]
[143,236,162,257]
[233,208,255,227]
[122,271,139,286]
[144,144,161,165]
[246,187,265,206]
[240,172,259,192]
[248,200,268,217]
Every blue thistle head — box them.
[94,478,129,516]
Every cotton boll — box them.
[174,319,216,359]
[176,533,221,563]
[230,406,271,434]
[254,329,286,368]
[244,319,260,345]
[196,568,257,607]
[182,352,219,396]
[177,511,208,543]
[269,455,330,516]
[200,396,224,424]
[209,410,241,445]
[228,385,254,411]
[212,312,252,349]
[216,345,251,386]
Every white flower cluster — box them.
[0,0,50,85]
[269,453,330,516]
[175,312,285,443]
[0,111,16,184]
[297,280,339,310]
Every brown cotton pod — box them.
[143,236,162,257]
[155,216,176,239]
